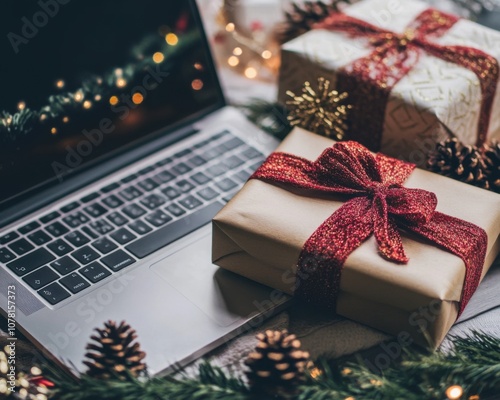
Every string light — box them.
[244,67,258,79]
[345,397,355,400]
[233,47,243,56]
[6,116,12,125]
[74,91,84,102]
[116,78,127,88]
[97,78,103,85]
[115,68,123,77]
[191,79,204,91]
[228,56,239,67]
[153,52,164,63]
[132,93,144,105]
[51,127,57,135]
[83,100,92,109]
[309,367,322,379]
[56,80,65,89]
[446,385,464,399]
[194,63,203,70]
[17,101,26,111]
[468,395,480,400]
[40,114,47,122]
[62,116,69,123]
[94,94,102,101]
[225,22,235,32]
[109,96,119,106]
[262,50,272,59]
[165,33,179,46]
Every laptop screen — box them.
[0,0,223,209]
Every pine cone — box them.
[83,320,146,380]
[245,330,310,397]
[482,140,500,193]
[274,1,339,44]
[427,138,489,190]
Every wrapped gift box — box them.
[212,128,500,347]
[278,0,500,164]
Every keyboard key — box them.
[140,194,166,210]
[120,186,143,201]
[81,192,100,203]
[179,196,203,210]
[7,248,55,276]
[156,157,172,167]
[121,174,138,184]
[46,222,70,237]
[241,146,264,160]
[126,202,224,259]
[138,178,158,192]
[72,246,100,264]
[101,250,136,272]
[187,155,206,167]
[145,211,172,227]
[79,262,111,283]
[215,178,238,192]
[194,139,210,149]
[174,149,191,158]
[122,204,147,219]
[197,187,219,201]
[0,248,16,263]
[128,220,152,235]
[60,273,90,294]
[60,201,80,213]
[165,203,186,217]
[63,212,89,228]
[223,155,245,169]
[101,182,121,193]
[250,160,266,171]
[92,237,118,254]
[9,239,35,256]
[84,203,108,218]
[221,137,245,150]
[0,232,19,245]
[82,226,99,240]
[19,221,41,235]
[206,163,227,178]
[176,180,195,193]
[65,231,90,247]
[172,163,191,175]
[139,166,155,175]
[107,212,129,227]
[110,228,137,245]
[90,220,115,236]
[51,256,79,275]
[234,169,253,183]
[102,195,124,209]
[23,267,59,290]
[154,171,175,184]
[28,230,51,246]
[162,187,180,200]
[40,212,61,224]
[191,172,210,185]
[212,130,230,140]
[38,283,71,305]
[48,239,74,257]
[203,147,222,161]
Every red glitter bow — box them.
[252,141,487,316]
[315,9,499,150]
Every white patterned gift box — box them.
[278,0,500,164]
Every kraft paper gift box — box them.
[212,128,500,347]
[278,0,500,163]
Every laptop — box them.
[0,0,290,376]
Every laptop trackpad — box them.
[150,233,272,327]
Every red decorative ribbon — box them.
[315,9,499,150]
[251,141,487,316]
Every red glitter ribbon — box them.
[315,9,499,150]
[251,141,487,316]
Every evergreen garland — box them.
[47,331,500,400]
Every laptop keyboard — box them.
[0,130,266,306]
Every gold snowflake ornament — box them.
[286,77,352,140]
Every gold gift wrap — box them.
[212,128,500,347]
[278,0,500,164]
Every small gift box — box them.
[212,128,500,347]
[278,0,500,163]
